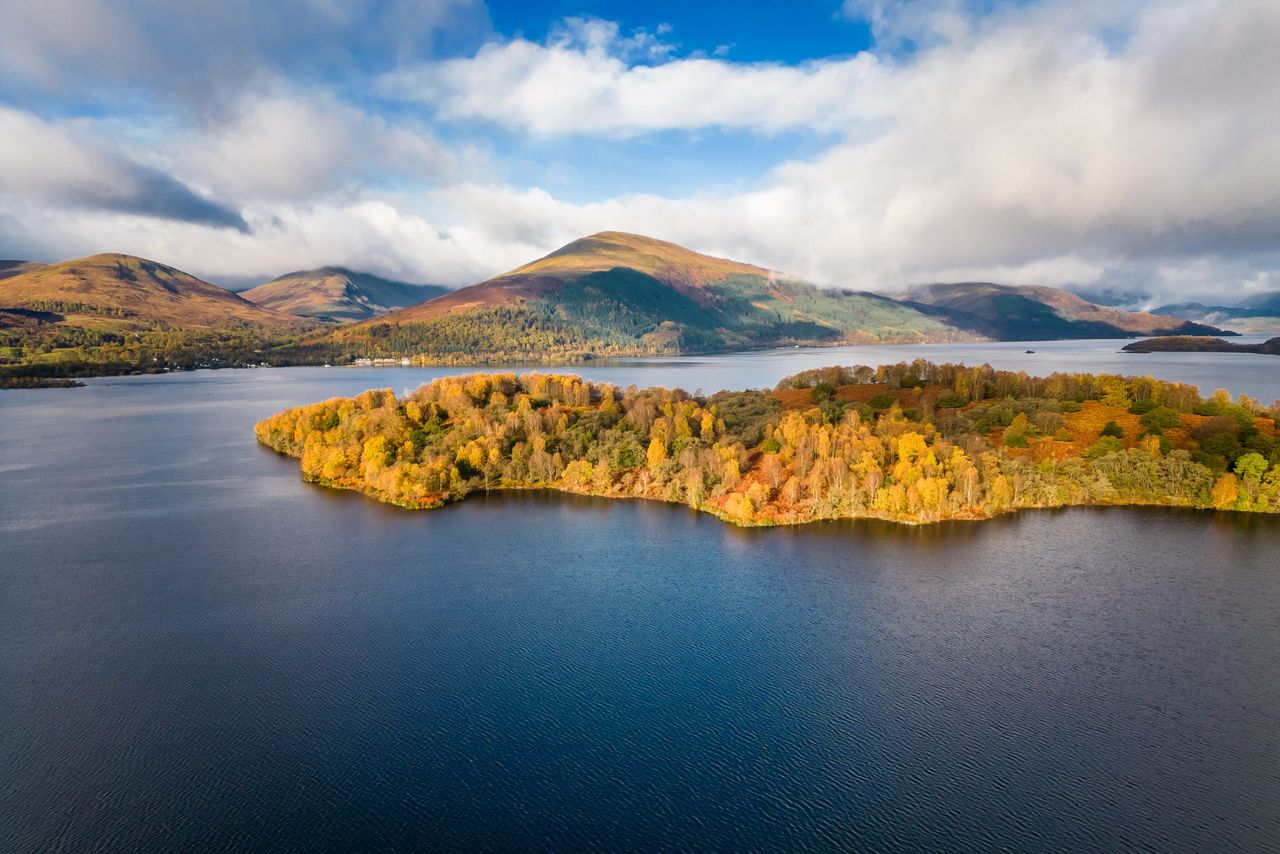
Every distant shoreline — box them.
[1122,335,1280,355]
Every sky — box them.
[0,0,1277,304]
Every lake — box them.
[2,339,1278,852]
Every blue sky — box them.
[486,0,877,62]
[0,0,1277,302]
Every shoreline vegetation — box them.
[256,361,1280,526]
[1122,335,1280,354]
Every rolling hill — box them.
[322,232,977,360]
[242,267,448,322]
[1,254,301,332]
[906,283,1226,339]
[0,254,313,383]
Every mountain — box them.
[0,253,318,384]
[1236,292,1280,312]
[242,267,448,322]
[905,283,1227,339]
[1152,294,1280,334]
[0,254,301,332]
[323,231,975,360]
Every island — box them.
[256,361,1280,525]
[1123,335,1280,354]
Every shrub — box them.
[1054,428,1073,442]
[1191,449,1227,473]
[810,382,836,403]
[818,399,845,424]
[937,394,967,409]
[868,392,895,409]
[1033,411,1065,433]
[1191,416,1239,441]
[1141,431,1172,454]
[1004,433,1029,448]
[1140,407,1182,430]
[898,375,923,389]
[1060,400,1082,413]
[1128,399,1158,415]
[1084,436,1124,459]
[1101,420,1125,438]
[1200,432,1242,461]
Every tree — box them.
[1235,452,1267,484]
[646,436,668,469]
[1211,474,1239,510]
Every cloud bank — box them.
[0,0,1277,304]
[0,108,247,230]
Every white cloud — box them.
[178,90,462,201]
[0,0,488,105]
[379,17,885,136]
[0,196,528,288]
[2,0,1278,305]
[377,0,1280,301]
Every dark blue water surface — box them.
[2,341,1279,852]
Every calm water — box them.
[2,340,1279,852]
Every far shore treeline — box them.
[256,361,1280,526]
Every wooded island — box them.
[256,362,1280,525]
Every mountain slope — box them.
[1152,295,1280,334]
[906,283,1227,339]
[0,260,47,280]
[242,267,448,322]
[1,254,302,331]
[0,253,320,383]
[325,232,972,360]
[1236,292,1280,312]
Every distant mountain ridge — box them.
[242,267,448,322]
[906,282,1225,339]
[1152,291,1280,334]
[323,231,978,360]
[0,236,1245,381]
[311,232,1227,362]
